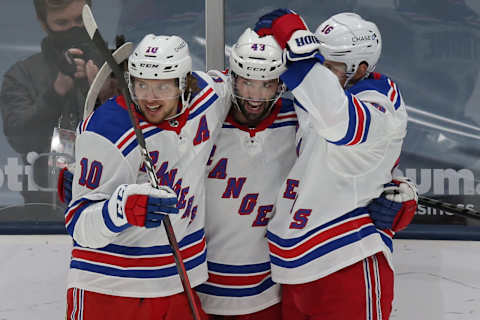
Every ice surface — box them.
[0,236,479,319]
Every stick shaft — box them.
[418,196,480,221]
[82,5,201,319]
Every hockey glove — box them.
[57,167,74,204]
[254,8,320,61]
[107,183,179,229]
[368,177,418,232]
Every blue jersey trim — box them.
[195,277,276,297]
[279,98,294,112]
[207,261,271,274]
[102,200,130,233]
[269,121,298,129]
[327,96,371,146]
[270,225,378,268]
[84,98,132,145]
[280,54,324,91]
[267,207,369,247]
[65,198,101,237]
[73,228,205,255]
[70,250,206,278]
[188,94,219,120]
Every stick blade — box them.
[83,42,133,119]
[82,4,97,39]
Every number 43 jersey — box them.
[196,98,298,315]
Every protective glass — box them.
[131,78,181,101]
[232,76,282,103]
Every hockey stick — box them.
[83,41,133,119]
[82,5,202,319]
[418,195,480,221]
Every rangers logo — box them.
[372,102,386,113]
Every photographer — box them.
[0,0,112,217]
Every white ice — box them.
[0,235,479,319]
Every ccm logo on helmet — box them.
[246,66,266,72]
[294,35,320,47]
[139,63,159,68]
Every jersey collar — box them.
[226,100,283,137]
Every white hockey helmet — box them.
[315,13,381,82]
[229,28,286,81]
[229,28,286,119]
[128,34,192,114]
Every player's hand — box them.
[57,166,74,204]
[254,8,320,61]
[368,177,418,232]
[66,48,88,79]
[107,183,179,229]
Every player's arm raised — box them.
[253,9,392,146]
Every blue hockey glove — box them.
[106,183,179,229]
[368,177,418,232]
[254,8,320,61]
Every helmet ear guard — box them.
[127,34,192,117]
[315,13,382,86]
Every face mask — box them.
[42,26,103,76]
[46,26,91,52]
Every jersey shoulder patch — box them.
[188,71,222,119]
[191,71,210,94]
[349,73,403,110]
[80,96,133,144]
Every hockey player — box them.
[195,29,297,319]
[64,34,230,319]
[253,10,416,319]
[58,26,416,320]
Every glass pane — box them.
[0,0,205,233]
[225,0,480,232]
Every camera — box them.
[66,40,105,68]
[44,26,105,77]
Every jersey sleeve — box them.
[64,129,139,248]
[190,70,231,139]
[206,69,231,122]
[280,56,400,146]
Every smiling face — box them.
[232,76,281,126]
[132,78,181,124]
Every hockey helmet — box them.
[229,28,286,118]
[315,13,381,84]
[128,34,192,114]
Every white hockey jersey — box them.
[267,57,407,285]
[64,70,230,298]
[196,99,298,315]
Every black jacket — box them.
[0,44,86,156]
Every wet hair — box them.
[185,73,201,98]
[34,0,92,22]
